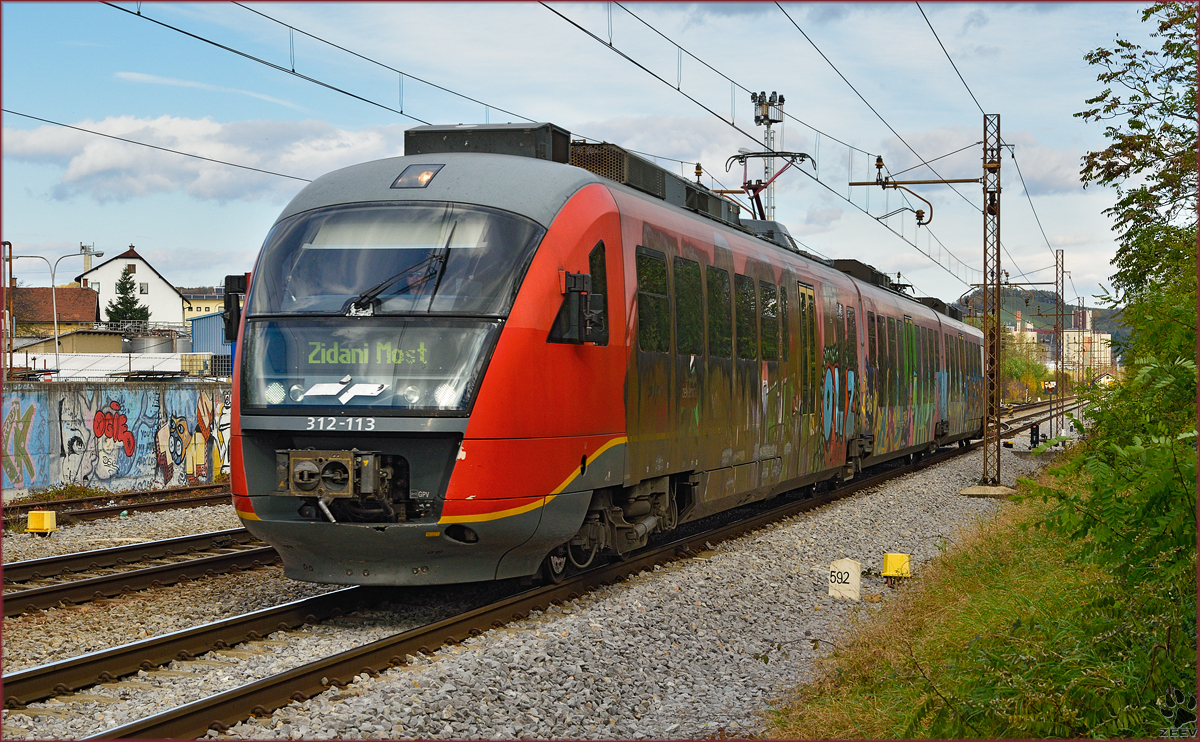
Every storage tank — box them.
[128,335,173,353]
[174,335,193,353]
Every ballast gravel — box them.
[3,504,243,563]
[2,584,519,741]
[2,441,1063,741]
[1,566,340,674]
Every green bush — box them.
[908,358,1197,738]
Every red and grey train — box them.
[228,123,984,585]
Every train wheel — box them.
[540,546,568,584]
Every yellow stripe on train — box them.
[438,436,627,525]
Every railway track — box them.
[2,530,276,617]
[4,484,231,523]
[8,440,991,738]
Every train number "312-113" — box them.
[306,417,376,431]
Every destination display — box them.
[240,318,499,413]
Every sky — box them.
[1,2,1155,306]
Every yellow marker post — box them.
[25,511,57,537]
[882,553,911,587]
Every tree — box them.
[106,265,151,322]
[1076,2,1197,295]
[1076,2,1196,364]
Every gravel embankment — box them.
[3,505,243,563]
[2,440,1063,741]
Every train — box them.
[227,122,984,586]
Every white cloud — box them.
[115,72,306,111]
[804,204,843,228]
[3,116,410,203]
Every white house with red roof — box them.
[74,245,188,323]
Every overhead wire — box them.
[1006,147,1061,264]
[108,1,739,196]
[890,140,981,178]
[230,2,754,206]
[230,2,536,125]
[102,2,433,125]
[611,1,872,156]
[914,2,985,115]
[546,1,980,287]
[1,108,311,182]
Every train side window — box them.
[706,266,732,358]
[958,336,965,386]
[951,335,958,390]
[779,284,789,361]
[635,248,670,354]
[867,311,877,369]
[673,257,703,355]
[760,282,779,361]
[734,274,758,360]
[588,241,609,346]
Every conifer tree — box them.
[105,265,151,322]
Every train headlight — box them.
[288,384,306,402]
[434,383,459,409]
[402,385,422,405]
[265,382,286,404]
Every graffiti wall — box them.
[2,382,231,501]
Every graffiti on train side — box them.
[2,383,231,497]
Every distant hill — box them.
[954,288,1128,351]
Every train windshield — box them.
[247,202,545,316]
[241,318,498,413]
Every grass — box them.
[764,460,1095,739]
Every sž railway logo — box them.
[303,375,389,405]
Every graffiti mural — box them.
[2,382,232,500]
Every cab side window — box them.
[588,241,609,346]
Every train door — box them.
[732,270,760,495]
[866,309,878,441]
[797,282,818,476]
[759,277,783,489]
[672,250,704,472]
[629,225,675,481]
[703,254,734,474]
[776,276,797,483]
[902,316,914,445]
[844,305,860,443]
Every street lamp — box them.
[13,244,104,374]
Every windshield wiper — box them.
[345,221,458,315]
[346,254,442,314]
